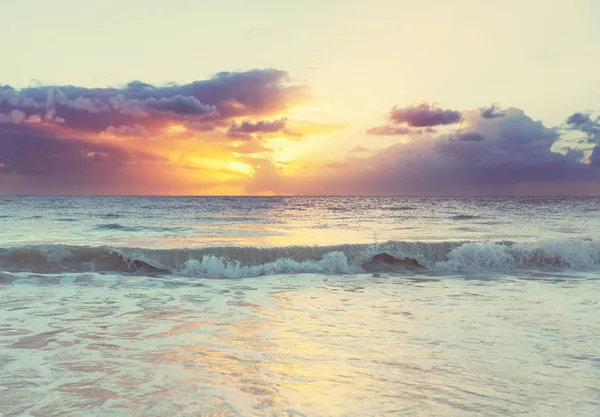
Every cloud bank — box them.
[0,70,599,195]
[0,69,308,193]
[285,106,600,196]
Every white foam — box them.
[1,238,599,277]
[179,251,356,278]
[433,239,600,272]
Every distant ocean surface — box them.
[1,196,599,416]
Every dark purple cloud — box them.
[0,110,27,124]
[228,118,287,135]
[590,147,600,167]
[566,112,592,127]
[309,107,600,195]
[479,104,506,119]
[367,102,462,136]
[0,69,307,134]
[141,95,217,116]
[566,111,600,145]
[0,124,158,176]
[0,69,308,184]
[388,102,462,127]
[124,81,155,91]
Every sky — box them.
[1,0,600,195]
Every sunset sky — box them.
[1,0,600,195]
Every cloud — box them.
[590,147,600,166]
[367,102,462,136]
[566,112,591,127]
[103,123,149,137]
[228,118,287,135]
[566,111,600,144]
[565,111,600,167]
[143,95,216,116]
[0,69,308,134]
[0,110,27,124]
[0,124,158,176]
[185,121,216,132]
[0,69,311,193]
[0,86,44,109]
[3,67,599,196]
[452,132,485,142]
[69,96,108,113]
[479,104,506,119]
[388,102,462,127]
[283,106,600,195]
[109,95,217,120]
[366,125,411,136]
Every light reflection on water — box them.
[1,273,599,416]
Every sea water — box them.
[0,196,599,416]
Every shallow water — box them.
[1,273,599,416]
[1,197,600,416]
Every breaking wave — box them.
[1,239,599,278]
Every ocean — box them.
[1,196,599,416]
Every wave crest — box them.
[0,239,598,278]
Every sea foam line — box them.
[0,238,598,277]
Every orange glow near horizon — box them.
[1,74,599,197]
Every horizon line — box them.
[1,194,599,198]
